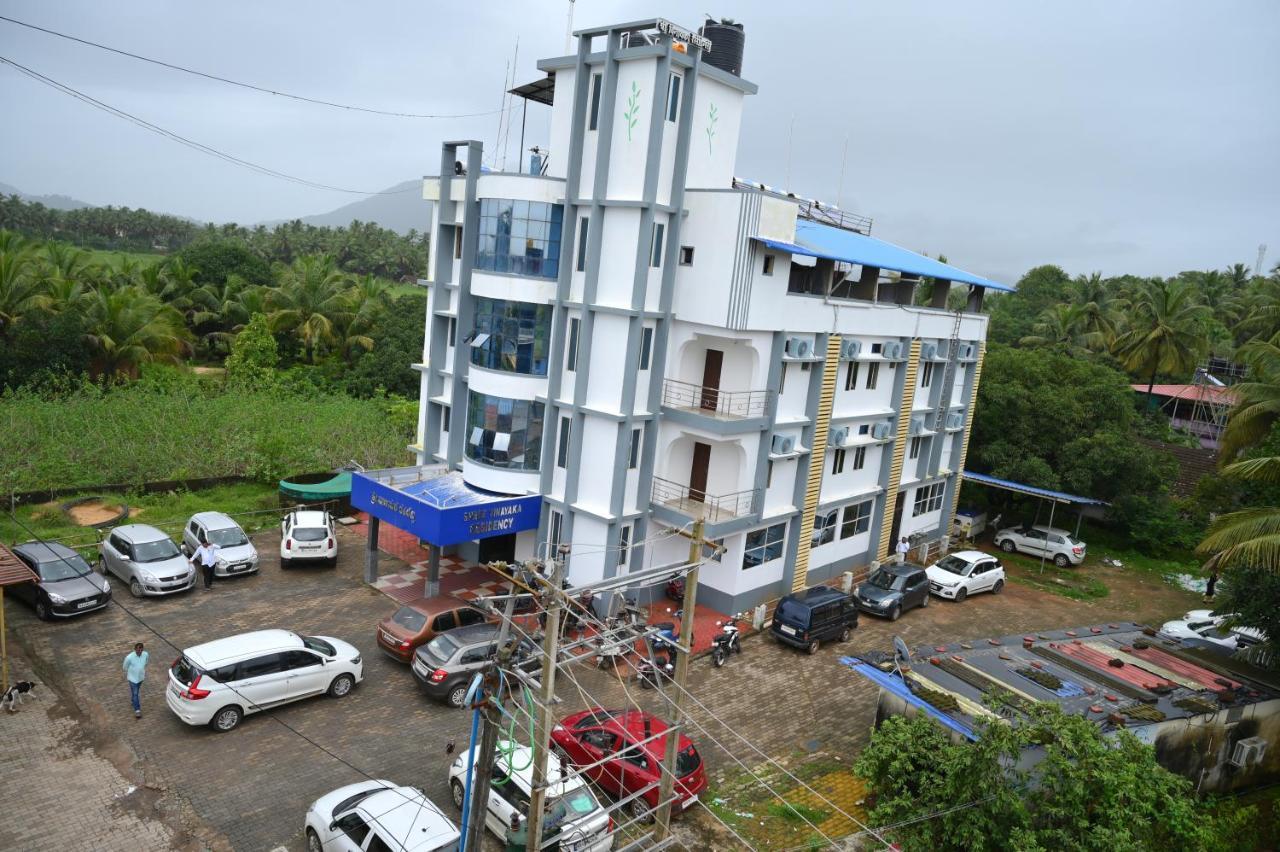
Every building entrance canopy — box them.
[352,466,541,547]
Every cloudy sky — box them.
[2,1,1276,284]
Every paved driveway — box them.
[5,525,1199,851]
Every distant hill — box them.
[0,181,94,211]
[278,179,432,235]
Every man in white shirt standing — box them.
[191,534,221,590]
[895,536,911,564]
[122,642,149,719]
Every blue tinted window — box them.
[465,391,545,472]
[469,298,552,376]
[475,199,563,279]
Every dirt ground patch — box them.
[66,499,129,526]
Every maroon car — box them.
[551,708,708,820]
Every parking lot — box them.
[1,526,1201,851]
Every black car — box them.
[769,585,858,654]
[411,623,540,707]
[12,542,113,620]
[855,562,930,621]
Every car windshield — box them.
[1187,620,1216,632]
[301,636,336,656]
[867,570,906,591]
[422,634,460,664]
[206,526,248,547]
[776,599,811,627]
[676,745,701,777]
[392,607,428,632]
[38,554,93,581]
[133,538,181,563]
[933,555,971,576]
[293,526,327,542]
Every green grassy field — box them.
[85,248,167,270]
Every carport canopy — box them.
[959,470,1107,551]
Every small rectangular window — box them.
[801,361,811,372]
[858,423,869,435]
[853,446,866,470]
[666,73,681,122]
[871,342,882,354]
[844,362,859,392]
[831,447,846,476]
[679,246,694,266]
[650,222,665,268]
[576,217,589,272]
[778,363,787,395]
[762,254,775,276]
[549,509,564,547]
[588,72,603,131]
[628,427,641,469]
[921,362,935,388]
[866,362,880,390]
[448,317,457,347]
[557,416,571,468]
[909,436,923,460]
[618,525,631,565]
[441,406,451,433]
[567,318,581,371]
[840,500,872,539]
[454,226,463,259]
[639,327,653,370]
[766,460,773,488]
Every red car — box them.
[552,708,707,820]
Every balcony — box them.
[651,476,760,524]
[660,379,772,433]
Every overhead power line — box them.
[0,54,419,195]
[0,13,504,120]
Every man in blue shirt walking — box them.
[123,642,149,719]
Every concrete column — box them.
[364,516,380,585]
[426,544,441,598]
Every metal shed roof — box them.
[754,219,1015,292]
[961,470,1109,506]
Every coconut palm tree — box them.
[1020,303,1099,352]
[1066,272,1120,348]
[268,254,352,362]
[1111,278,1213,406]
[0,231,40,337]
[81,286,189,379]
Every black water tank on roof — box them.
[699,18,745,77]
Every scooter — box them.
[710,614,744,668]
[637,646,675,689]
[665,574,685,604]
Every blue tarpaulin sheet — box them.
[840,657,979,741]
[755,219,1014,292]
[960,470,1109,506]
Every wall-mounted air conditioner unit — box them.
[785,336,813,358]
[958,343,976,360]
[883,341,903,360]
[829,426,849,447]
[946,412,965,430]
[797,338,813,357]
[871,421,892,440]
[909,416,926,436]
[921,342,938,361]
[771,434,795,455]
[1230,737,1269,768]
[840,339,862,360]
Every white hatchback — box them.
[447,740,613,852]
[281,509,338,567]
[166,629,362,732]
[305,780,459,852]
[926,550,1006,601]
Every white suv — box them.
[993,525,1086,567]
[166,629,363,732]
[305,780,459,852]
[281,509,337,568]
[926,550,1005,601]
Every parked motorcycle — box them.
[637,649,674,689]
[710,614,744,668]
[665,573,685,604]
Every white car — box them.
[305,780,459,852]
[448,740,613,852]
[166,629,362,732]
[926,550,1005,601]
[182,512,260,577]
[993,524,1086,567]
[281,509,338,568]
[1157,611,1265,654]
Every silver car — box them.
[100,525,196,598]
[182,512,260,577]
[993,524,1086,567]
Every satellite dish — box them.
[893,636,913,674]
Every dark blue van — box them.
[769,585,858,654]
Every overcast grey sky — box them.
[2,1,1277,285]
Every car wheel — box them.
[955,588,968,603]
[992,579,1005,594]
[280,558,291,570]
[629,797,655,824]
[840,627,851,642]
[211,705,242,732]
[306,828,322,852]
[450,779,465,810]
[446,683,469,708]
[328,556,338,568]
[889,605,901,622]
[1000,539,1016,553]
[807,639,820,655]
[921,593,930,608]
[35,599,51,621]
[129,578,144,598]
[328,674,355,698]
[712,647,726,667]
[1054,554,1070,568]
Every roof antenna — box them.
[784,114,795,191]
[565,0,576,54]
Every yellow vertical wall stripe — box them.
[876,339,923,562]
[791,335,843,594]
[947,342,986,528]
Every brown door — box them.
[689,442,711,503]
[700,349,723,411]
[890,496,905,553]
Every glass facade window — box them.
[743,522,786,569]
[465,391,544,471]
[475,198,563,279]
[469,298,552,376]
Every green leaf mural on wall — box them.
[623,80,641,142]
[706,102,719,155]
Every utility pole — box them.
[526,545,568,852]
[655,518,704,838]
[464,569,517,852]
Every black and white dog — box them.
[2,680,38,712]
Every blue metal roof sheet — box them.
[755,219,1014,292]
[839,657,979,741]
[960,470,1109,506]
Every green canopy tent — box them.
[278,471,353,503]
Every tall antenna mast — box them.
[1256,243,1268,277]
[784,114,795,191]
[565,0,576,53]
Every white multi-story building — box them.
[413,17,1011,614]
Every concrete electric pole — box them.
[463,577,517,852]
[526,545,568,852]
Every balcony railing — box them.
[661,379,771,420]
[651,476,760,524]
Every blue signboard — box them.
[351,470,541,546]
